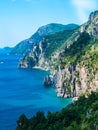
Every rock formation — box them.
[18,11,98,98]
[44,75,53,86]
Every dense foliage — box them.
[15,92,98,130]
[11,23,78,54]
[59,32,91,68]
[43,29,75,58]
[58,32,98,70]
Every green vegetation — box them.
[11,23,78,54]
[81,39,98,73]
[58,32,98,74]
[43,29,75,58]
[38,23,78,35]
[59,32,91,68]
[18,27,77,68]
[16,11,98,130]
[15,91,98,130]
[10,41,32,54]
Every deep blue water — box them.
[0,54,72,130]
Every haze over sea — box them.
[0,54,72,130]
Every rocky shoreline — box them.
[18,11,98,99]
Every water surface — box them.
[0,54,72,130]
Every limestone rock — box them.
[44,75,53,86]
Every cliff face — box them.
[18,29,75,69]
[80,11,98,36]
[54,64,98,98]
[19,11,98,98]
[11,23,78,55]
[53,11,98,97]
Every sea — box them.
[0,54,72,130]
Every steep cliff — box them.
[11,23,78,54]
[53,11,98,97]
[18,29,75,69]
[19,11,98,98]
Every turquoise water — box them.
[0,54,72,130]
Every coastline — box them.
[33,66,80,101]
[33,66,49,71]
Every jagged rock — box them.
[80,11,98,37]
[44,75,53,86]
[18,10,98,98]
[18,24,78,69]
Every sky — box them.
[0,0,98,48]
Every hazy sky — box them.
[0,0,98,48]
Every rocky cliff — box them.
[18,29,75,69]
[19,11,98,98]
[53,11,98,97]
[11,23,78,55]
[54,60,98,98]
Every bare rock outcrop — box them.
[53,64,98,98]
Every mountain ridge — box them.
[18,10,98,98]
[11,23,78,55]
